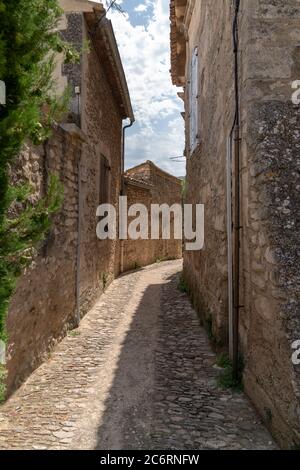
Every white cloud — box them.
[134,4,148,13]
[126,115,186,176]
[107,0,185,177]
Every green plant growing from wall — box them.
[0,0,78,399]
[156,256,174,264]
[102,273,109,290]
[133,262,141,270]
[216,353,231,369]
[217,353,244,392]
[0,177,64,341]
[0,364,6,403]
[178,274,188,294]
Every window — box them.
[189,47,199,153]
[99,155,110,205]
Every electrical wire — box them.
[231,0,241,133]
[91,0,125,36]
[233,0,240,128]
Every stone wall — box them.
[122,162,182,272]
[122,181,153,272]
[6,7,126,394]
[53,8,123,315]
[79,16,123,315]
[60,12,83,126]
[7,126,82,393]
[239,0,300,447]
[177,0,300,447]
[183,0,235,344]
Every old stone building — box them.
[170,0,300,447]
[6,0,134,393]
[122,161,183,272]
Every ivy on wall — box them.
[0,0,79,399]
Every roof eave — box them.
[102,18,135,122]
[170,0,188,87]
[85,12,134,121]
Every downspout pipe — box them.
[121,118,135,195]
[120,118,135,274]
[227,136,234,360]
[232,0,241,381]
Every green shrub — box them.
[0,365,6,403]
[0,175,64,342]
[102,272,109,289]
[178,274,188,294]
[216,353,231,369]
[0,0,76,398]
[217,355,244,392]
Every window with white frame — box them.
[189,47,199,153]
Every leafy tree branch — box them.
[0,0,76,381]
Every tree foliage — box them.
[0,0,75,348]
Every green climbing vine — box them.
[0,0,79,398]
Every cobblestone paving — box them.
[0,261,277,449]
[151,267,276,450]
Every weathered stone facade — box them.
[170,0,300,447]
[122,161,183,272]
[6,1,133,394]
[79,9,127,315]
[239,0,300,448]
[7,127,83,393]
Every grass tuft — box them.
[178,275,188,294]
[216,353,231,369]
[217,354,244,393]
[0,365,7,404]
[68,329,81,338]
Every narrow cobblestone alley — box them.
[0,261,276,450]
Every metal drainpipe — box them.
[121,119,135,194]
[120,119,135,273]
[227,136,234,360]
[232,0,241,381]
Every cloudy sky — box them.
[104,0,185,177]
